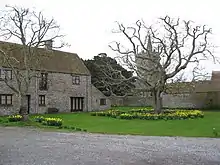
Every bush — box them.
[90,113,97,116]
[42,117,62,126]
[33,116,88,131]
[76,128,82,131]
[119,113,134,120]
[34,116,45,123]
[7,115,22,122]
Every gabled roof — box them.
[0,41,90,75]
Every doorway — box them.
[70,97,84,112]
[26,95,31,114]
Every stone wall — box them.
[0,69,111,116]
[37,72,92,113]
[0,70,92,115]
[110,74,220,109]
[162,93,207,108]
[110,92,220,109]
[110,96,152,107]
[0,70,38,115]
[91,85,111,111]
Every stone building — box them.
[134,35,161,97]
[0,41,111,115]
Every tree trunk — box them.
[152,90,162,114]
[18,94,29,121]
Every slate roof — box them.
[0,41,90,75]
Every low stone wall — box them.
[109,92,220,109]
[110,96,152,107]
[162,93,206,108]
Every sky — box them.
[0,0,220,73]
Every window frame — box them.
[39,72,48,90]
[39,95,46,106]
[0,69,12,80]
[100,98,107,106]
[72,75,80,85]
[0,94,13,106]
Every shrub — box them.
[130,107,153,112]
[7,115,22,122]
[63,126,68,129]
[76,128,82,131]
[90,113,97,116]
[129,110,154,113]
[213,128,218,137]
[43,117,62,126]
[91,110,123,117]
[119,113,134,120]
[34,116,45,123]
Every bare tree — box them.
[108,15,218,113]
[0,5,65,120]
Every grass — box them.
[1,106,220,137]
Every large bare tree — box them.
[0,5,65,120]
[108,16,218,113]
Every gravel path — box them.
[0,127,220,165]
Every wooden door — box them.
[70,97,84,112]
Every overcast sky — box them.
[1,0,220,73]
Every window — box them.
[39,95,46,106]
[39,73,48,90]
[0,69,12,80]
[0,94,12,105]
[72,75,80,85]
[100,98,106,105]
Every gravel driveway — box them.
[0,127,220,165]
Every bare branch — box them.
[106,15,217,113]
[0,5,66,116]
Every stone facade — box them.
[0,71,87,115]
[36,72,92,114]
[91,85,111,111]
[0,70,112,116]
[0,41,111,116]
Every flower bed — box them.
[7,115,22,122]
[91,110,123,118]
[91,109,204,120]
[42,118,63,126]
[34,116,62,127]
[34,116,87,132]
[34,116,45,123]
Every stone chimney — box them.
[44,40,53,50]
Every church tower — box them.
[135,35,161,96]
[135,35,160,77]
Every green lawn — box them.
[1,107,220,137]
